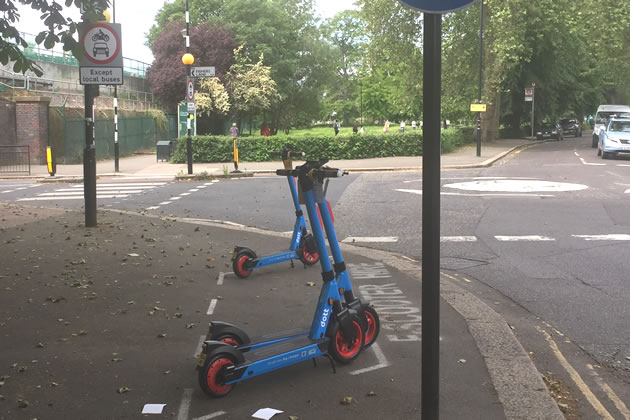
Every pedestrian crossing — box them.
[17,182,166,202]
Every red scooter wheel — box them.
[362,306,380,348]
[199,354,237,397]
[232,249,255,278]
[328,317,364,364]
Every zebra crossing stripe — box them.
[495,235,555,241]
[572,234,630,241]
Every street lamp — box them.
[182,0,194,175]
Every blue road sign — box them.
[399,0,476,13]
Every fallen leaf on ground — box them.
[306,282,316,287]
[117,386,130,394]
[157,333,167,338]
[367,391,376,397]
[340,396,353,405]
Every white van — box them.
[592,104,630,147]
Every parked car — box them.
[536,122,563,140]
[559,118,583,137]
[597,117,630,159]
[591,104,630,147]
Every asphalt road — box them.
[2,134,630,418]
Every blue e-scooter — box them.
[197,160,380,397]
[231,148,319,278]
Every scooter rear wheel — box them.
[328,316,364,364]
[232,250,255,278]
[215,333,241,347]
[362,306,380,348]
[199,353,237,397]
[299,242,319,266]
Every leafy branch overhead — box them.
[0,0,109,76]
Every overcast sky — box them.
[15,0,358,65]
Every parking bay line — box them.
[176,388,193,420]
[192,412,227,420]
[349,342,390,375]
[207,298,218,315]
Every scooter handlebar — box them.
[313,168,348,178]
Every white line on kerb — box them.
[176,388,193,420]
[207,299,218,315]
[342,237,398,243]
[194,334,206,358]
[573,234,630,241]
[349,342,390,375]
[145,206,160,210]
[495,235,555,241]
[192,412,227,420]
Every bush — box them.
[171,129,471,163]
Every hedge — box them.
[171,129,471,163]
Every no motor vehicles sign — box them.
[79,22,123,85]
[398,0,476,13]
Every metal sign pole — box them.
[476,0,484,157]
[531,87,535,138]
[83,84,98,227]
[422,13,441,420]
[185,0,193,175]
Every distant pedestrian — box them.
[333,119,340,136]
[352,121,358,134]
[229,122,239,138]
[411,120,417,129]
[384,120,390,133]
[399,120,406,133]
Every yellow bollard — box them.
[46,146,56,176]
[233,137,239,170]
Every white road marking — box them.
[579,157,606,166]
[169,196,182,200]
[618,164,630,167]
[54,187,149,192]
[342,237,398,243]
[573,234,630,241]
[192,412,227,420]
[18,195,129,201]
[444,179,588,192]
[217,272,233,286]
[94,182,166,186]
[207,299,218,315]
[145,206,160,210]
[180,192,191,196]
[495,235,555,242]
[395,188,555,197]
[198,185,207,188]
[349,342,390,375]
[39,190,143,195]
[159,201,172,205]
[194,335,206,358]
[441,236,477,242]
[625,189,630,194]
[189,188,200,192]
[176,388,193,420]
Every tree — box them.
[0,0,109,75]
[196,77,230,117]
[225,47,280,133]
[146,21,237,111]
[320,10,367,124]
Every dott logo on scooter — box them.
[320,308,330,328]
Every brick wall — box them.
[15,96,50,164]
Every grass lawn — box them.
[274,125,420,137]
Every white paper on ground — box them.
[252,407,283,419]
[142,404,166,414]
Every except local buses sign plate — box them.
[398,0,476,13]
[79,22,123,85]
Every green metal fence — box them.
[51,108,160,163]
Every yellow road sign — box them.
[470,104,487,112]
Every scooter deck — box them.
[242,335,328,364]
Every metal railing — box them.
[0,145,31,174]
[19,31,151,78]
[0,68,157,110]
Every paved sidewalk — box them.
[0,137,566,419]
[11,138,535,180]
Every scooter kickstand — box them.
[313,354,337,374]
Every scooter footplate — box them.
[244,335,328,363]
[251,327,309,342]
